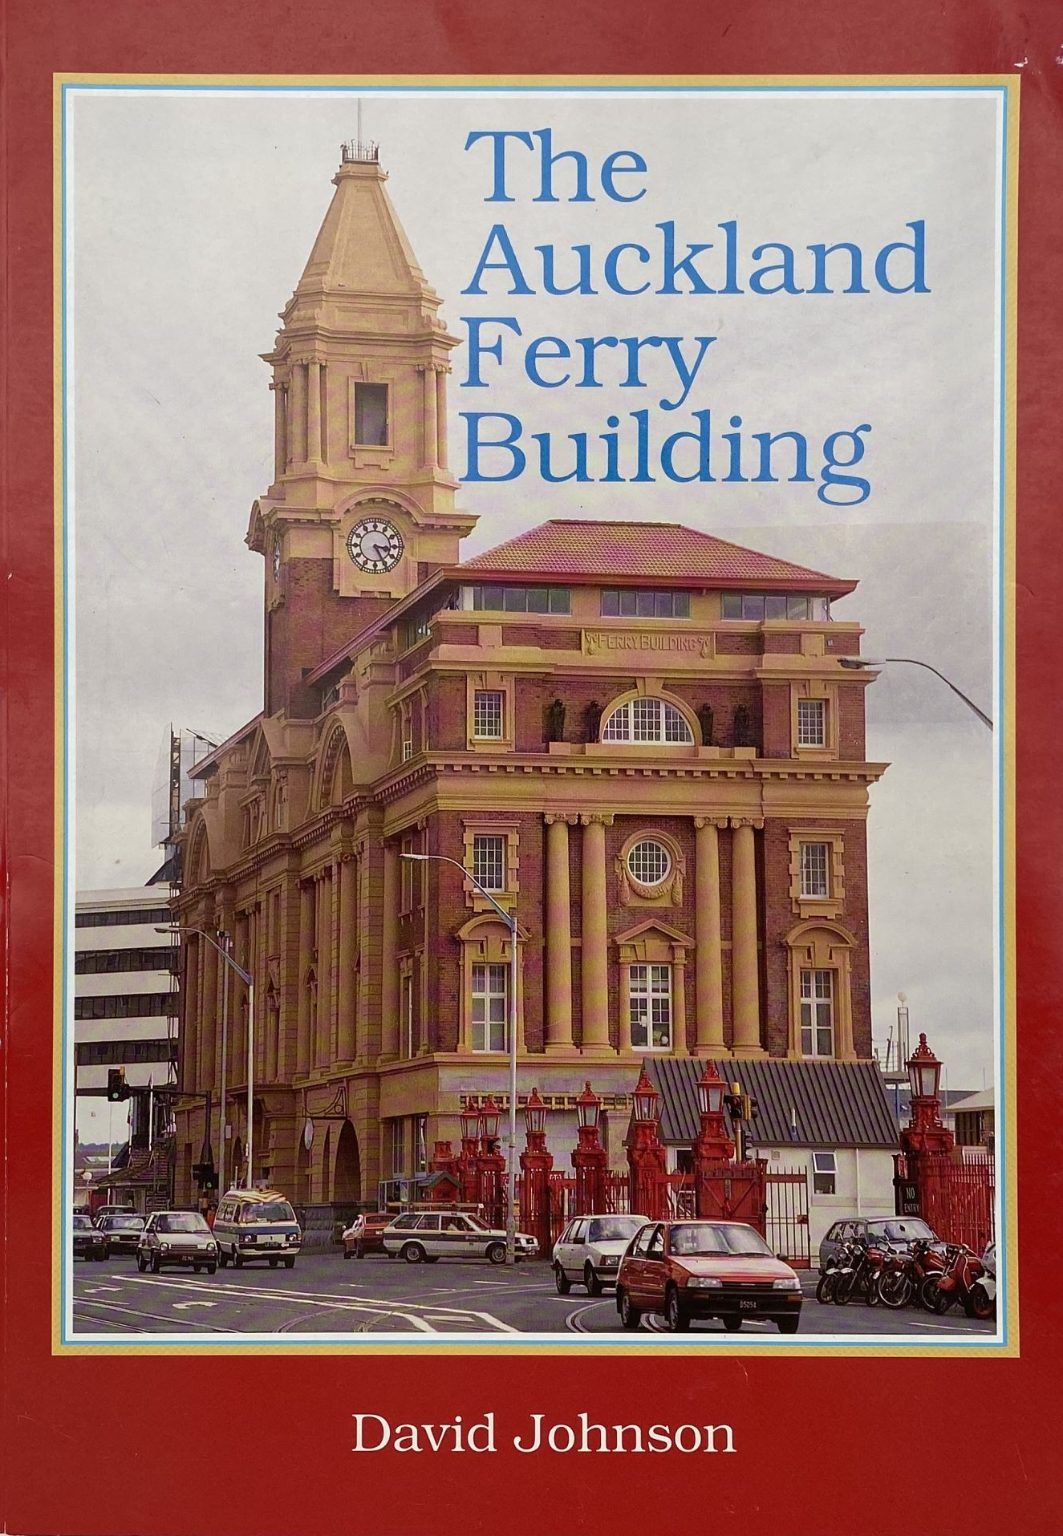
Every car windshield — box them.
[240,1201,294,1224]
[155,1213,209,1234]
[73,1215,92,1230]
[104,1215,144,1230]
[587,1218,645,1243]
[668,1223,773,1258]
[868,1219,935,1242]
[463,1214,490,1231]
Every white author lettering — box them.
[352,1412,735,1455]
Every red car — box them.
[342,1212,393,1258]
[615,1219,803,1334]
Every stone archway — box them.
[333,1120,361,1204]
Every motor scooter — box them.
[927,1242,990,1317]
[966,1240,996,1320]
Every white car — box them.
[382,1210,538,1264]
[552,1214,650,1295]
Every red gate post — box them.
[899,1033,955,1237]
[519,1087,553,1258]
[572,1081,608,1214]
[692,1060,736,1218]
[457,1099,481,1207]
[428,1140,462,1204]
[477,1094,507,1228]
[627,1066,668,1219]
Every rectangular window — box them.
[460,585,571,614]
[800,842,830,898]
[600,589,691,619]
[629,963,672,1050]
[797,698,827,747]
[402,738,413,762]
[471,963,508,1052]
[721,593,743,619]
[800,969,835,1058]
[386,1119,405,1178]
[472,834,506,891]
[354,383,388,446]
[414,1115,428,1175]
[401,972,415,1057]
[812,1151,838,1195]
[473,691,505,739]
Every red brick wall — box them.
[267,559,390,716]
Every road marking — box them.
[79,1286,124,1295]
[172,1301,217,1310]
[74,1299,238,1332]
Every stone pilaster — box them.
[694,818,727,1050]
[580,814,613,1051]
[379,841,400,1059]
[544,815,575,1050]
[730,819,764,1054]
[338,853,358,1061]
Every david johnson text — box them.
[352,1413,736,1455]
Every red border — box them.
[6,4,1063,1532]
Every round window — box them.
[627,840,671,886]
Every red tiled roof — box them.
[460,520,854,593]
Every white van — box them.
[213,1189,301,1270]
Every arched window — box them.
[601,697,694,744]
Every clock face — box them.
[346,516,404,574]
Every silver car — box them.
[552,1214,649,1295]
[382,1211,538,1264]
[136,1210,219,1274]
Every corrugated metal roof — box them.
[461,520,855,593]
[645,1057,899,1150]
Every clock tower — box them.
[248,142,476,717]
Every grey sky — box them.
[67,86,1003,1087]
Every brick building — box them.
[172,145,886,1211]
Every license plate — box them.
[739,1299,759,1310]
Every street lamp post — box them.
[838,656,992,730]
[402,852,519,1265]
[159,926,255,1190]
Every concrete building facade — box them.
[172,146,886,1212]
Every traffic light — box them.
[745,1094,759,1124]
[724,1090,743,1119]
[106,1068,129,1102]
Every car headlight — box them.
[600,1256,619,1267]
[287,1233,299,1245]
[772,1276,801,1291]
[244,1234,256,1244]
[686,1276,723,1289]
[159,1242,170,1251]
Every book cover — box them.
[3,3,1061,1533]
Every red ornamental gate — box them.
[695,1159,767,1231]
[916,1152,995,1254]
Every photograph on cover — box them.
[60,81,1011,1348]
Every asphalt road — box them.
[71,1254,998,1340]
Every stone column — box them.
[291,362,307,463]
[694,818,726,1050]
[435,366,449,469]
[184,935,199,1094]
[544,816,574,1050]
[421,365,438,469]
[307,359,322,462]
[296,882,312,1075]
[337,854,358,1061]
[315,878,331,1068]
[730,819,763,1052]
[580,815,612,1051]
[672,953,689,1055]
[380,842,400,1059]
[271,380,287,479]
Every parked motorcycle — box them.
[925,1242,990,1317]
[966,1240,996,1320]
[833,1234,886,1306]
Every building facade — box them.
[173,146,886,1211]
[74,885,179,1096]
